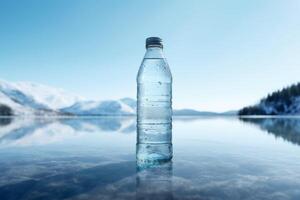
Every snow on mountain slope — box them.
[0,79,136,116]
[120,98,136,110]
[0,80,49,110]
[0,91,33,115]
[61,100,135,115]
[239,83,300,115]
[0,80,84,110]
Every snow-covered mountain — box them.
[0,79,85,115]
[0,89,33,115]
[61,99,135,115]
[0,80,84,110]
[0,79,136,116]
[239,82,300,115]
[120,97,136,110]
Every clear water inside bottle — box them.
[136,45,172,163]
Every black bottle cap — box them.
[146,37,163,48]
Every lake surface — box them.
[0,116,300,200]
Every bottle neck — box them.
[144,47,164,59]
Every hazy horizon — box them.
[1,0,299,112]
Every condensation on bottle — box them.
[136,37,173,164]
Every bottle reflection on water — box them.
[136,154,173,200]
[136,37,173,163]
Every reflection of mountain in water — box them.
[0,117,136,146]
[240,117,300,146]
[0,118,12,126]
[0,117,226,147]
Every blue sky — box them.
[0,0,299,112]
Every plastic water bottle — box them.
[136,37,172,164]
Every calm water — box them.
[0,116,300,200]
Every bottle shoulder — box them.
[137,58,172,83]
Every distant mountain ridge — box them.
[239,82,300,115]
[0,79,84,115]
[0,80,136,116]
[172,109,236,116]
[0,80,84,109]
[61,100,135,116]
